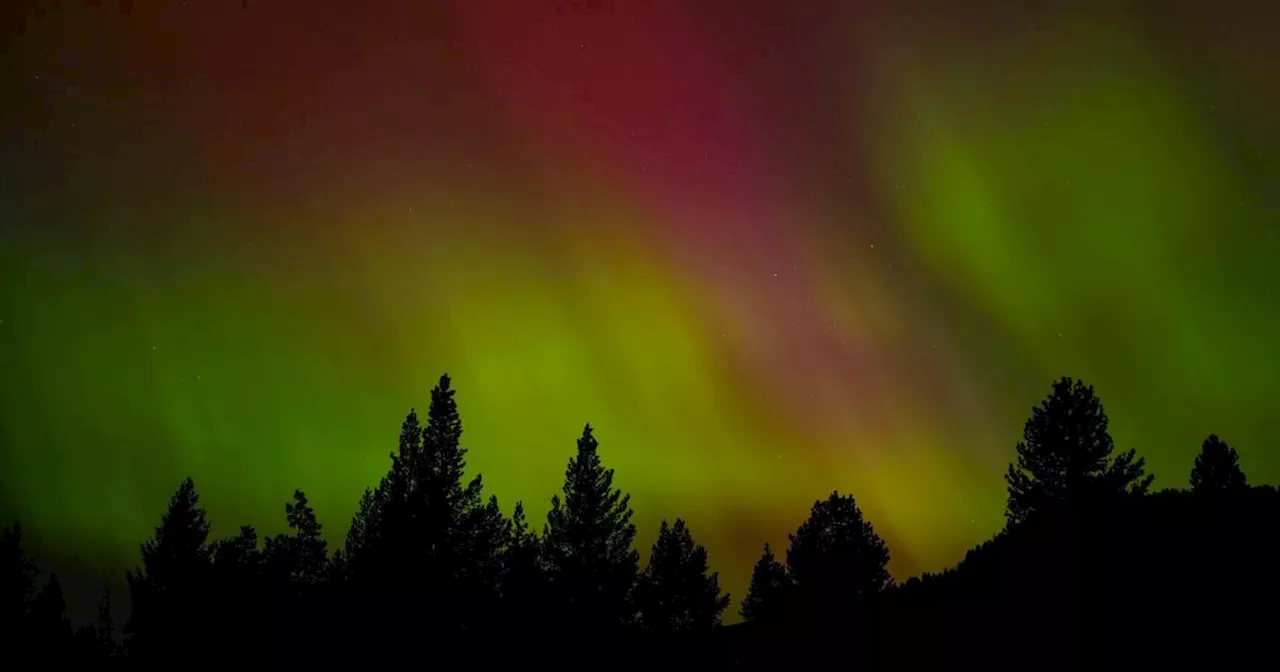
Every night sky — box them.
[2,0,1278,619]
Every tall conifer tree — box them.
[125,478,213,658]
[542,424,639,628]
[1190,434,1248,494]
[1005,377,1154,523]
[634,519,729,632]
[740,543,790,626]
[786,491,891,620]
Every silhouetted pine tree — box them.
[212,525,262,573]
[633,519,729,633]
[340,485,384,582]
[501,500,543,623]
[372,407,424,582]
[89,588,118,661]
[73,615,102,662]
[30,574,73,657]
[338,406,423,594]
[422,375,469,511]
[1005,377,1154,523]
[335,407,424,647]
[266,490,328,588]
[786,491,891,622]
[260,490,329,657]
[1190,434,1247,494]
[341,375,506,635]
[542,424,639,629]
[415,375,507,632]
[208,524,265,648]
[0,523,36,647]
[74,588,117,662]
[739,542,790,626]
[454,493,510,630]
[125,478,213,659]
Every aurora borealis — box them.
[1,0,1278,618]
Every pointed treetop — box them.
[429,375,458,419]
[787,491,892,598]
[1,522,37,607]
[286,490,322,538]
[268,489,328,585]
[420,373,470,514]
[398,409,423,459]
[635,518,730,632]
[1190,433,1248,493]
[32,573,70,634]
[140,478,212,578]
[1004,377,1152,523]
[511,500,530,539]
[542,422,638,627]
[740,541,790,625]
[424,373,464,453]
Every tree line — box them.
[2,375,1275,667]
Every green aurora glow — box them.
[1,0,1277,616]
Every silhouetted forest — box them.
[3,375,1277,668]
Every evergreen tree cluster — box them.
[4,374,1278,668]
[1,523,116,661]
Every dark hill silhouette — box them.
[722,486,1280,670]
